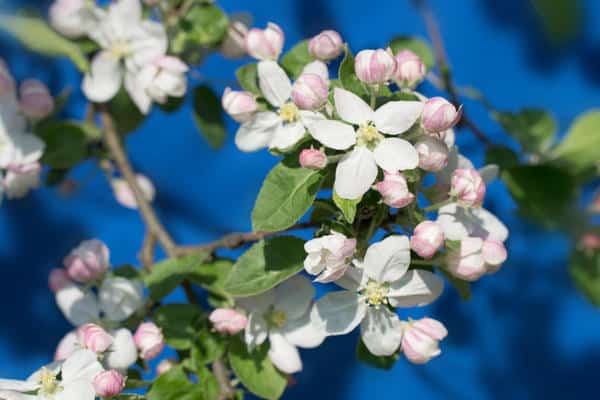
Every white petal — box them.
[127,21,168,68]
[299,110,326,129]
[109,0,141,22]
[479,164,499,183]
[99,277,144,322]
[81,52,122,103]
[258,60,291,107]
[268,332,302,374]
[311,291,366,336]
[333,88,373,125]
[61,349,103,384]
[237,290,276,314]
[363,235,411,283]
[55,379,96,400]
[334,147,377,199]
[268,122,305,151]
[308,120,356,150]
[124,70,152,114]
[244,313,268,350]
[55,284,100,326]
[436,203,509,242]
[373,101,424,135]
[0,390,37,400]
[235,112,279,152]
[360,307,403,356]
[373,138,419,172]
[11,133,44,165]
[388,270,444,307]
[281,310,326,349]
[274,275,315,320]
[301,60,329,82]
[334,267,364,291]
[104,328,137,372]
[0,380,38,392]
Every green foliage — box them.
[45,168,70,187]
[191,329,226,367]
[187,258,234,308]
[176,4,229,48]
[107,89,146,135]
[310,198,338,223]
[153,304,203,349]
[144,254,209,301]
[485,146,520,170]
[338,45,368,98]
[236,64,260,95]
[494,109,556,154]
[0,15,89,71]
[224,236,305,297]
[388,36,435,68]
[35,121,89,169]
[333,191,361,224]
[280,40,312,79]
[229,337,287,400]
[146,366,206,400]
[112,264,144,280]
[440,269,471,301]
[356,339,398,370]
[531,0,581,44]
[193,85,226,149]
[570,249,600,307]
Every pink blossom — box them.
[291,73,329,110]
[209,308,248,335]
[19,79,54,119]
[78,323,113,353]
[93,370,125,397]
[48,268,71,292]
[308,30,344,61]
[422,97,462,133]
[134,322,164,360]
[375,171,415,209]
[64,239,110,283]
[415,136,449,172]
[245,22,284,60]
[354,48,396,85]
[411,221,444,259]
[393,50,426,88]
[451,168,486,207]
[222,87,258,122]
[401,318,447,364]
[299,148,327,170]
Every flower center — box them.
[38,367,62,397]
[356,122,383,148]
[110,40,132,59]
[279,102,299,123]
[266,309,288,328]
[362,279,389,307]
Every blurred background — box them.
[1,0,600,399]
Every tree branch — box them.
[213,359,236,400]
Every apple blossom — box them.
[77,323,113,353]
[304,232,357,282]
[111,174,156,209]
[415,136,449,172]
[422,97,462,133]
[49,0,101,38]
[400,317,447,364]
[3,162,41,199]
[354,48,397,85]
[299,148,327,170]
[239,275,326,374]
[411,221,444,259]
[375,171,415,209]
[308,30,344,61]
[156,359,177,375]
[64,239,110,283]
[222,88,258,123]
[447,237,507,281]
[103,328,138,371]
[393,50,426,89]
[221,16,250,59]
[0,59,15,96]
[245,22,284,61]
[451,168,486,207]
[301,60,330,83]
[311,235,444,356]
[19,79,54,119]
[436,202,509,242]
[291,73,329,110]
[209,308,248,335]
[134,322,164,360]
[49,268,71,293]
[93,370,125,397]
[54,330,80,361]
[309,88,422,199]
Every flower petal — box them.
[0,390,37,400]
[99,277,144,322]
[281,310,326,349]
[311,291,366,336]
[103,328,137,372]
[308,120,356,150]
[299,110,326,129]
[479,164,499,183]
[334,267,364,291]
[268,332,302,374]
[55,379,96,400]
[388,270,444,307]
[244,313,268,350]
[235,112,279,152]
[268,121,305,151]
[81,52,122,103]
[124,70,152,114]
[258,60,291,107]
[274,275,315,320]
[360,307,403,356]
[0,380,38,392]
[55,284,100,326]
[363,235,411,283]
[334,146,377,199]
[333,88,373,125]
[373,101,424,135]
[61,349,103,384]
[373,138,419,172]
[436,203,509,242]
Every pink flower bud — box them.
[245,22,284,61]
[291,73,329,110]
[354,48,396,85]
[222,87,258,122]
[221,19,249,59]
[301,60,329,82]
[78,323,113,353]
[156,359,177,375]
[93,370,125,397]
[209,308,248,335]
[48,268,71,292]
[393,50,426,88]
[64,239,110,283]
[134,322,164,360]
[411,221,444,259]
[580,233,600,254]
[19,79,54,119]
[299,148,327,170]
[481,239,507,272]
[451,168,486,207]
[447,237,504,281]
[375,171,414,209]
[422,97,462,132]
[111,174,156,209]
[401,318,447,364]
[0,58,15,96]
[308,30,344,61]
[415,136,449,172]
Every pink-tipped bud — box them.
[222,87,258,122]
[64,239,110,283]
[245,22,284,61]
[375,171,414,209]
[48,268,71,292]
[19,79,54,119]
[0,58,15,96]
[299,148,327,170]
[393,50,426,89]
[78,323,113,353]
[422,97,462,133]
[308,30,344,61]
[354,48,396,85]
[93,370,125,397]
[481,239,507,272]
[111,174,156,210]
[221,19,249,59]
[291,73,329,110]
[401,318,447,364]
[134,322,164,360]
[415,136,449,172]
[209,308,248,335]
[156,359,177,375]
[411,221,444,259]
[580,233,600,254]
[451,168,486,207]
[447,237,506,281]
[301,60,329,82]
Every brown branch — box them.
[213,359,236,400]
[139,232,157,271]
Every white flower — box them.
[0,349,103,400]
[311,235,444,356]
[238,275,325,374]
[235,61,325,152]
[309,88,423,199]
[103,328,138,372]
[304,232,356,283]
[81,0,167,112]
[49,0,102,39]
[436,202,509,242]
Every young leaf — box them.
[181,4,229,46]
[280,40,312,78]
[333,191,361,224]
[193,85,226,149]
[338,45,369,98]
[494,109,556,154]
[187,258,234,306]
[356,339,398,370]
[388,36,435,68]
[236,64,260,95]
[224,235,305,297]
[191,329,225,367]
[0,15,89,71]
[153,304,202,349]
[252,157,326,232]
[229,337,287,400]
[107,88,145,135]
[35,121,89,169]
[144,253,209,302]
[146,366,204,400]
[485,146,520,170]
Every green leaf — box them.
[229,337,287,400]
[252,157,326,232]
[531,0,581,44]
[485,146,520,170]
[35,121,88,169]
[191,329,225,367]
[310,198,338,223]
[225,236,305,297]
[153,304,202,349]
[570,249,600,307]
[159,95,186,113]
[146,366,204,400]
[552,109,600,178]
[107,88,146,135]
[193,85,226,149]
[45,168,70,187]
[388,36,435,69]
[338,45,368,98]
[333,191,361,224]
[440,269,471,301]
[236,63,260,95]
[125,379,152,390]
[187,259,234,306]
[145,254,209,302]
[112,264,144,280]
[181,4,229,46]
[356,339,398,370]
[494,109,556,154]
[280,40,312,79]
[0,15,89,71]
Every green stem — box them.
[369,86,378,109]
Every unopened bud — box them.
[19,79,54,119]
[375,171,414,208]
[209,308,248,335]
[415,136,449,172]
[308,30,344,61]
[64,239,110,283]
[93,370,125,397]
[354,48,396,85]
[245,22,284,61]
[451,168,486,207]
[291,73,329,110]
[411,221,444,259]
[422,97,462,133]
[393,50,426,89]
[222,87,258,122]
[133,322,164,360]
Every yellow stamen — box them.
[279,102,299,123]
[364,280,389,307]
[357,122,383,148]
